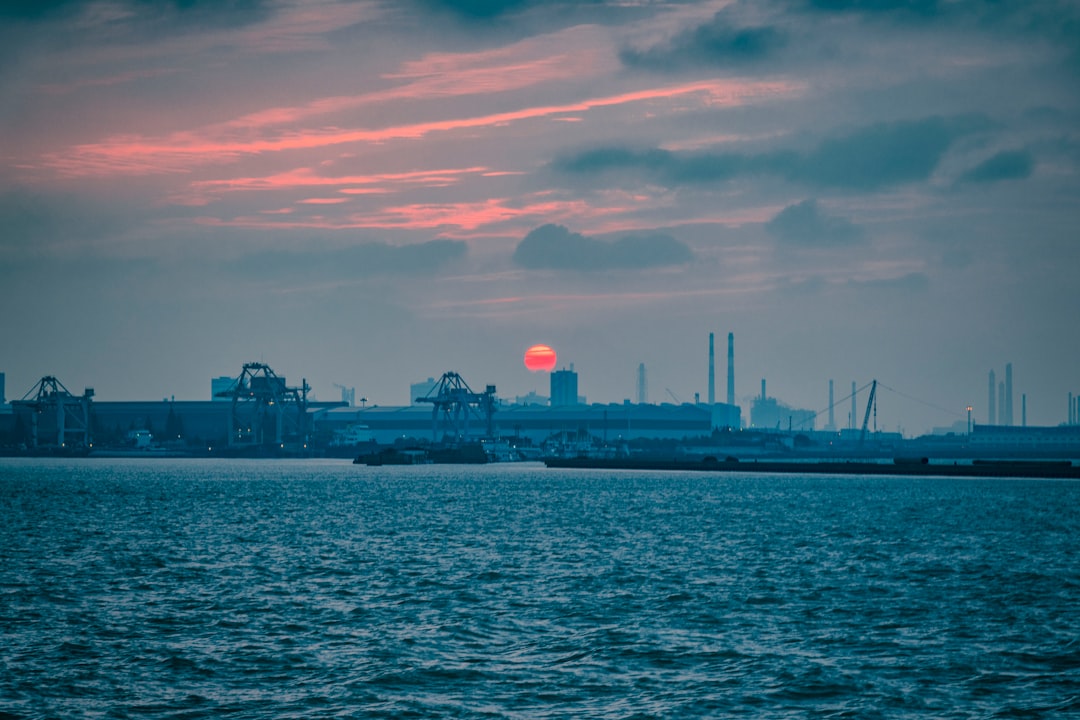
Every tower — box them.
[988,369,996,425]
[999,381,1005,427]
[727,333,735,407]
[551,367,578,407]
[708,333,715,405]
[637,363,647,404]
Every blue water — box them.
[1,459,1078,718]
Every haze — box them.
[2,0,1078,436]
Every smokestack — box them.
[828,379,835,431]
[1070,392,1074,425]
[727,333,735,407]
[1005,363,1013,426]
[708,333,715,405]
[637,363,647,404]
[999,382,1005,427]
[851,381,857,430]
[761,378,766,401]
[989,370,996,425]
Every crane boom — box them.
[859,379,877,447]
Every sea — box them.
[1,458,1078,719]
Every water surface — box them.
[1,458,1078,718]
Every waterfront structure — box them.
[10,377,94,449]
[988,369,996,425]
[315,400,741,446]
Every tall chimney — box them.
[989,370,997,425]
[708,333,715,405]
[1005,363,1013,426]
[637,363,647,405]
[828,379,835,431]
[727,333,735,406]
[1070,392,1074,425]
[999,382,1005,427]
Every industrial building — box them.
[315,400,741,446]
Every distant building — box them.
[750,379,815,431]
[410,377,438,404]
[513,391,548,406]
[550,367,579,407]
[211,375,238,401]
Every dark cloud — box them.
[230,240,467,280]
[0,0,272,28]
[766,199,864,245]
[802,0,940,16]
[620,14,785,71]
[958,150,1034,184]
[555,116,986,191]
[793,115,988,189]
[407,0,534,20]
[513,224,693,271]
[553,146,798,185]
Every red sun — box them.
[524,344,557,372]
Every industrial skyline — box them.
[1,0,1078,436]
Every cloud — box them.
[229,240,467,280]
[849,272,930,292]
[794,115,988,189]
[553,146,798,185]
[407,0,536,19]
[512,224,693,271]
[620,14,786,71]
[0,0,274,27]
[958,150,1034,184]
[766,199,864,245]
[554,115,988,190]
[38,78,797,177]
[800,0,940,17]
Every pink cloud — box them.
[39,78,802,177]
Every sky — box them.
[1,0,1078,436]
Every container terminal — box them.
[2,348,1079,472]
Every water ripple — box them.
[1,459,1078,718]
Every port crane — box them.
[11,376,94,449]
[218,362,309,450]
[416,371,496,444]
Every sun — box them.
[524,344,557,372]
